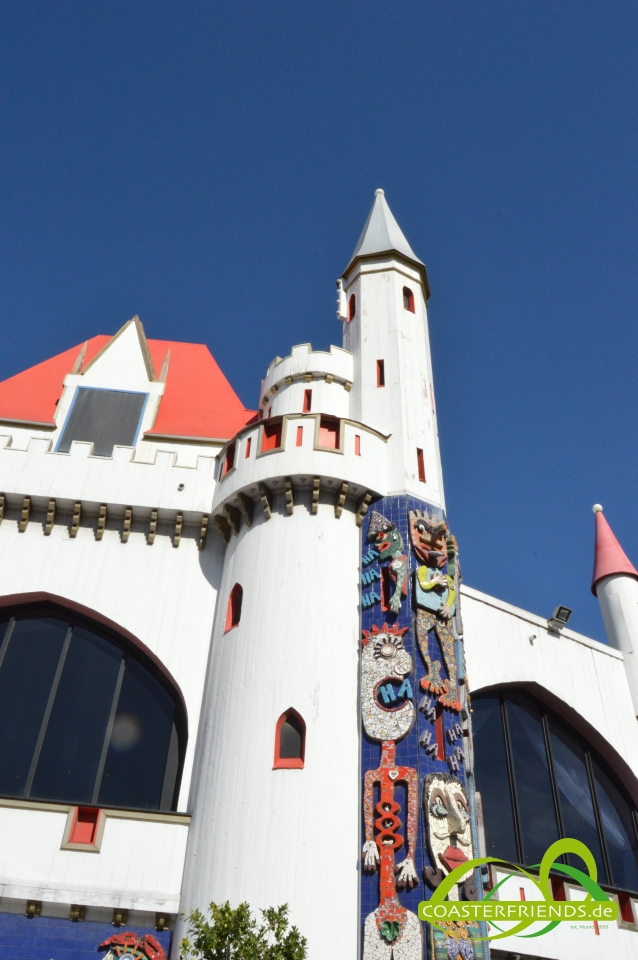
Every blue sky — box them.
[2,2,638,640]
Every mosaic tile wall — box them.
[360,494,468,959]
[0,914,171,960]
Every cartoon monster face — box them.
[423,773,473,893]
[361,624,414,742]
[367,511,404,560]
[409,509,448,567]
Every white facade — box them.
[0,191,637,960]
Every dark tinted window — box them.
[473,689,638,892]
[0,610,184,810]
[58,387,147,457]
[280,717,303,760]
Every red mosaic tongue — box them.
[440,846,468,872]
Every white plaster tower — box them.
[178,191,445,959]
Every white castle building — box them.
[0,191,637,960]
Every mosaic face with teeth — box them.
[422,772,474,899]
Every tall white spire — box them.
[345,188,424,272]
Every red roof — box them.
[0,334,255,441]
[591,507,638,594]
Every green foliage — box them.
[180,901,308,960]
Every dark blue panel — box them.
[0,914,171,960]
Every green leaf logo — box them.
[380,920,400,943]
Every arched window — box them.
[403,287,415,312]
[0,601,186,811]
[348,294,356,322]
[225,583,243,632]
[274,708,305,769]
[473,688,638,893]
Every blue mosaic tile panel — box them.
[0,914,171,960]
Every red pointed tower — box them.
[591,504,638,716]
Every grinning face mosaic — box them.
[422,773,474,900]
[361,624,413,742]
[408,510,448,568]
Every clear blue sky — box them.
[2,2,637,641]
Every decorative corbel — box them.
[334,481,348,519]
[237,492,254,527]
[311,477,321,515]
[199,515,209,550]
[45,499,57,535]
[173,512,183,548]
[122,506,132,543]
[70,502,82,538]
[284,478,294,515]
[224,503,242,535]
[96,504,107,541]
[19,497,31,533]
[148,509,159,545]
[355,491,372,527]
[259,483,273,520]
[213,513,231,544]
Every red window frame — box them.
[68,806,101,845]
[273,708,306,769]
[245,437,252,458]
[318,416,340,450]
[296,425,303,447]
[403,286,415,312]
[261,420,282,452]
[417,448,426,483]
[222,442,235,477]
[225,583,243,633]
[377,360,385,387]
[303,389,312,413]
[354,434,361,456]
[619,893,635,924]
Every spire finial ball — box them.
[375,188,384,196]
[593,504,603,514]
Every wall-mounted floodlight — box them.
[548,606,572,631]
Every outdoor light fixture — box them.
[548,606,573,631]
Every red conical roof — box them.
[591,506,638,594]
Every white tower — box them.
[592,503,638,716]
[340,189,444,508]
[178,191,445,959]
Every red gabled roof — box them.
[0,334,255,441]
[591,506,638,594]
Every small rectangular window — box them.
[222,443,235,476]
[376,360,385,387]
[435,705,445,760]
[380,567,391,611]
[296,425,303,447]
[69,807,100,845]
[619,893,635,924]
[417,448,426,482]
[318,417,339,450]
[245,437,252,458]
[261,421,282,452]
[550,877,566,901]
[58,388,147,457]
[354,434,361,456]
[303,389,312,413]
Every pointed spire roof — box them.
[342,190,430,296]
[591,504,638,594]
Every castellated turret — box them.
[592,504,638,716]
[179,191,446,959]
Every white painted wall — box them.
[179,497,362,959]
[596,574,638,717]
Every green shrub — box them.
[180,901,308,960]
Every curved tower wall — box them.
[596,573,638,717]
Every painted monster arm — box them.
[394,767,419,890]
[389,557,407,613]
[362,769,380,872]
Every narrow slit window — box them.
[303,389,312,413]
[225,584,243,632]
[380,567,392,611]
[417,448,426,482]
[222,443,235,477]
[619,893,635,924]
[245,437,252,458]
[296,425,303,447]
[354,434,361,456]
[550,877,566,901]
[377,360,385,388]
[318,417,340,450]
[261,421,282,452]
[348,294,356,322]
[68,806,100,845]
[403,287,415,312]
[435,705,445,761]
[274,709,306,769]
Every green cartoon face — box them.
[375,525,403,559]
